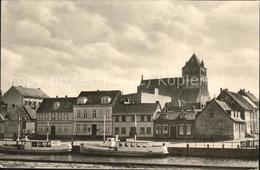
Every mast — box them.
[47,121,49,141]
[103,114,106,143]
[134,114,137,141]
[17,116,21,142]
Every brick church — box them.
[137,53,211,110]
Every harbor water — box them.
[0,153,258,169]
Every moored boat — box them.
[79,136,168,157]
[0,138,72,154]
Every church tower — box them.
[181,53,210,105]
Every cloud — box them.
[1,1,259,97]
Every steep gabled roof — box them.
[199,99,245,123]
[214,99,231,111]
[218,89,251,111]
[24,106,36,119]
[37,97,77,113]
[77,90,121,105]
[182,53,202,68]
[12,86,49,98]
[238,89,259,104]
[113,103,159,115]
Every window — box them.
[101,96,111,104]
[186,124,191,135]
[39,113,43,120]
[54,102,60,110]
[115,127,120,134]
[45,126,49,133]
[179,126,184,135]
[76,124,81,132]
[163,125,168,135]
[84,109,88,118]
[83,124,88,132]
[64,113,68,120]
[122,116,126,122]
[208,112,214,118]
[58,126,62,133]
[64,126,68,133]
[131,115,135,122]
[140,127,145,134]
[77,110,81,118]
[58,113,62,120]
[115,116,119,122]
[106,109,110,118]
[140,115,144,122]
[121,127,126,134]
[146,127,151,134]
[51,113,55,121]
[39,126,43,133]
[147,115,151,122]
[155,125,161,135]
[106,125,109,133]
[93,109,97,118]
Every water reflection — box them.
[0,153,257,168]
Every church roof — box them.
[182,53,203,68]
[179,88,200,103]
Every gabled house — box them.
[217,89,257,136]
[238,89,259,134]
[154,110,197,140]
[2,105,37,138]
[2,85,49,110]
[36,96,77,138]
[195,99,246,140]
[73,90,121,138]
[112,103,161,139]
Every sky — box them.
[1,0,259,98]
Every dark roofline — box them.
[222,89,251,111]
[197,99,245,123]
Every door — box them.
[50,126,56,136]
[129,127,136,138]
[170,126,176,139]
[92,124,97,136]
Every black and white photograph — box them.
[0,0,259,169]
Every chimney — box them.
[243,89,245,91]
[56,95,58,98]
[248,90,250,93]
[65,95,68,98]
[220,88,223,93]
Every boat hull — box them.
[79,145,168,157]
[0,145,71,155]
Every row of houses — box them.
[0,85,258,141]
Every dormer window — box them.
[77,97,88,104]
[101,96,111,104]
[54,102,60,110]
